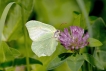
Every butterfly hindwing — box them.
[32,37,58,57]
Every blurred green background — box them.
[0,0,106,71]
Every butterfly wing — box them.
[25,20,58,57]
[32,35,58,57]
[25,20,56,41]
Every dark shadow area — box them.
[89,0,104,16]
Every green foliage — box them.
[67,54,84,71]
[0,0,42,71]
[0,42,14,63]
[92,17,106,69]
[34,0,91,29]
[47,53,72,70]
[10,48,20,57]
[0,57,42,68]
[0,2,15,43]
[92,18,106,50]
[88,38,103,47]
[72,11,81,27]
[0,0,106,71]
[3,0,33,41]
[83,53,104,70]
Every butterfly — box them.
[25,20,60,57]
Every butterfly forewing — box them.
[25,20,56,41]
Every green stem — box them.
[21,5,30,71]
[76,0,93,37]
[88,63,93,71]
[76,1,93,71]
[81,62,85,71]
[24,28,30,71]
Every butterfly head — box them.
[54,30,60,40]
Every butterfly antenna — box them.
[59,23,67,29]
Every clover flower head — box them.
[59,26,89,50]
